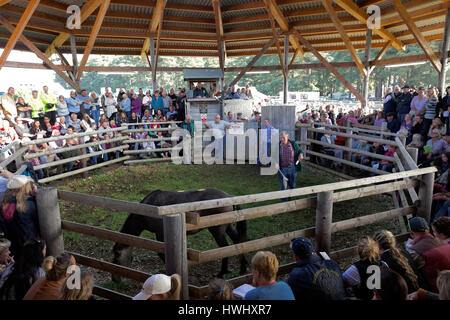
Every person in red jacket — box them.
[406,217,450,292]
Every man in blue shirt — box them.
[244,251,295,300]
[76,90,91,118]
[151,90,164,115]
[66,91,80,115]
[286,237,346,301]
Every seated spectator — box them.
[0,238,46,300]
[67,113,81,132]
[166,105,177,121]
[244,251,295,300]
[373,230,420,293]
[207,278,233,300]
[0,175,39,257]
[401,113,413,133]
[428,118,446,139]
[431,217,450,244]
[0,238,13,275]
[342,236,384,300]
[410,114,427,143]
[139,134,156,159]
[409,270,450,300]
[133,273,181,300]
[374,111,386,127]
[286,237,345,300]
[16,97,32,120]
[378,144,396,173]
[23,252,76,300]
[351,140,369,165]
[386,112,400,133]
[422,129,446,164]
[60,270,94,300]
[373,267,408,300]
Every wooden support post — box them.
[315,191,333,253]
[69,35,79,87]
[283,35,289,104]
[344,119,353,173]
[35,187,64,256]
[439,8,450,95]
[406,147,418,165]
[163,213,189,300]
[150,37,157,92]
[362,29,372,108]
[417,173,435,223]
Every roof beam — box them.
[369,40,391,73]
[0,14,80,92]
[333,0,405,51]
[0,0,12,6]
[263,0,303,57]
[392,0,442,73]
[227,37,276,89]
[320,0,366,77]
[290,28,365,105]
[267,10,287,80]
[212,0,225,72]
[141,0,167,60]
[0,0,40,70]
[76,0,110,81]
[45,0,102,57]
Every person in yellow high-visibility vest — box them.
[40,86,58,125]
[29,90,45,128]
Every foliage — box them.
[54,40,446,97]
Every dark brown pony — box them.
[112,188,247,282]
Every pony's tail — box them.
[234,205,247,243]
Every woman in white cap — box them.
[133,273,181,300]
[0,175,39,257]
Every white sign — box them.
[228,122,244,135]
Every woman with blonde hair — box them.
[373,230,420,293]
[0,175,39,257]
[24,252,76,300]
[132,273,181,300]
[342,236,384,300]
[428,117,446,138]
[423,128,446,162]
[60,270,94,300]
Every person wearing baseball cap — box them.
[407,217,450,291]
[133,273,181,300]
[0,175,39,257]
[286,237,345,301]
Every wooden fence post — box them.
[163,213,189,300]
[315,191,333,253]
[344,120,353,174]
[417,173,434,223]
[406,147,418,165]
[35,187,64,256]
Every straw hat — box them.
[6,175,32,190]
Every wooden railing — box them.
[35,163,436,300]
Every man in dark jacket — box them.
[397,85,413,124]
[410,114,427,142]
[287,237,346,300]
[386,112,400,134]
[383,86,400,116]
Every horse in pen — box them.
[112,188,248,283]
